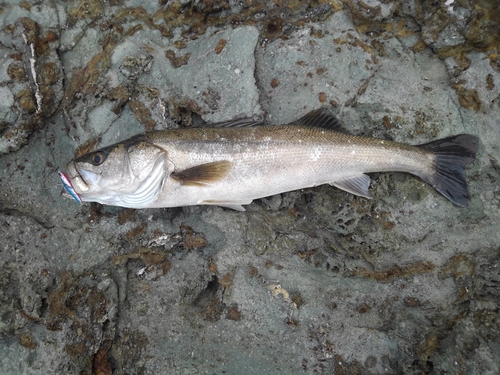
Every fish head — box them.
[65,136,168,207]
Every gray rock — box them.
[0,2,499,375]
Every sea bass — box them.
[63,109,479,210]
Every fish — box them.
[63,108,479,211]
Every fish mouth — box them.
[65,162,92,193]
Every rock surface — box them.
[0,1,499,374]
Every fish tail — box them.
[416,134,479,207]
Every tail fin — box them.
[417,134,479,207]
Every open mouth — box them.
[59,170,82,204]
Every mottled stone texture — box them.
[0,1,499,374]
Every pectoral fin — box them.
[171,160,232,186]
[331,174,372,199]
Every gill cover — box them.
[117,151,166,207]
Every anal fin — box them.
[330,174,372,199]
[171,161,232,186]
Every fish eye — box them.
[90,151,106,166]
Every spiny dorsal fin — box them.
[292,108,350,134]
[209,117,264,128]
[170,161,232,186]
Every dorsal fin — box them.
[185,108,348,131]
[193,117,264,128]
[292,108,350,134]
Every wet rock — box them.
[0,1,499,374]
[0,7,63,154]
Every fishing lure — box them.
[59,171,82,204]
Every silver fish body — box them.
[65,109,479,210]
